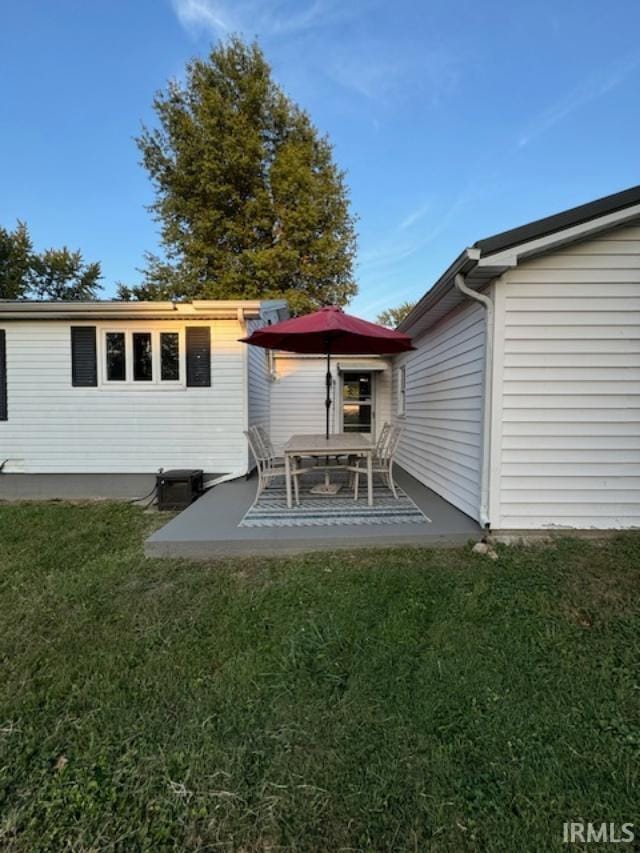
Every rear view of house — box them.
[1,185,638,534]
[394,184,640,532]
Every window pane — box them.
[133,332,152,381]
[343,403,372,432]
[343,372,372,402]
[160,332,180,381]
[105,332,126,381]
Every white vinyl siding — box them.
[491,222,640,529]
[0,318,247,474]
[246,318,271,434]
[270,355,392,453]
[393,301,486,521]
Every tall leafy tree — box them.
[0,221,33,299]
[121,38,357,314]
[29,248,102,301]
[377,301,416,328]
[0,220,101,300]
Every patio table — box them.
[283,433,374,509]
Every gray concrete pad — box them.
[145,467,482,559]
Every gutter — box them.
[454,273,493,528]
[0,309,265,321]
[0,299,287,322]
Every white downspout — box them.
[454,273,493,528]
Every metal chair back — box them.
[380,424,402,464]
[374,422,391,458]
[254,424,277,460]
[245,427,268,470]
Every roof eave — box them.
[397,248,481,337]
[398,194,640,339]
[475,183,640,256]
[0,298,288,322]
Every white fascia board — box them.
[337,361,388,372]
[0,299,275,321]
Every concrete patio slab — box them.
[145,466,482,559]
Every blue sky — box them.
[2,0,640,318]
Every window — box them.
[397,365,406,416]
[160,332,180,381]
[133,333,152,381]
[102,329,185,386]
[106,332,126,381]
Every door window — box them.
[342,372,373,433]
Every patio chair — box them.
[350,424,402,500]
[244,428,303,506]
[254,424,279,461]
[346,422,391,479]
[255,424,324,482]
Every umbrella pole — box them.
[325,339,331,441]
[324,340,331,487]
[309,335,341,496]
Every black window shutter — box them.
[0,330,7,421]
[186,327,211,387]
[71,326,97,387]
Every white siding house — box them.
[2,185,639,531]
[0,300,285,497]
[397,184,640,532]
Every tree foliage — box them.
[377,301,416,328]
[121,38,357,314]
[0,221,33,300]
[0,220,102,301]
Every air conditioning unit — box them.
[156,469,204,511]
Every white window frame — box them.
[99,328,186,389]
[397,365,406,416]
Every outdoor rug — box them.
[239,471,431,528]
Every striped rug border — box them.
[239,484,431,529]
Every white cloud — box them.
[358,189,473,278]
[517,54,640,148]
[172,0,234,35]
[326,42,460,104]
[358,236,426,271]
[398,202,430,231]
[172,0,343,38]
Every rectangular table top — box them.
[284,432,373,454]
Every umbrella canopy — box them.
[240,305,415,355]
[240,306,415,438]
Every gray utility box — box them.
[156,469,204,511]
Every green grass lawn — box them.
[0,502,638,852]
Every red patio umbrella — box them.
[240,306,415,439]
